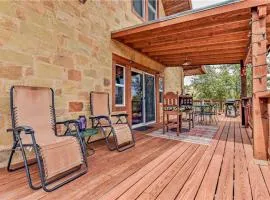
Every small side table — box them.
[80,128,99,155]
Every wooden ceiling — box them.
[162,0,192,16]
[112,0,270,72]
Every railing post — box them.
[240,60,248,127]
[251,6,269,162]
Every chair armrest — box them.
[56,119,79,126]
[56,120,80,136]
[111,113,128,117]
[7,126,35,135]
[89,115,110,120]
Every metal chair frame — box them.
[89,92,135,152]
[7,86,88,192]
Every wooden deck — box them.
[1,116,270,200]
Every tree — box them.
[186,64,251,100]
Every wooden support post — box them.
[251,6,269,161]
[240,60,247,98]
[240,60,247,126]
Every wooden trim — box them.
[112,54,160,124]
[112,54,160,74]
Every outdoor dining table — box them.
[193,104,213,122]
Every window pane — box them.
[149,0,156,9]
[115,65,124,85]
[148,8,156,21]
[115,86,124,105]
[133,0,144,17]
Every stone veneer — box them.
[0,0,182,167]
[164,67,184,94]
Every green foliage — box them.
[186,64,251,100]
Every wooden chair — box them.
[179,95,194,130]
[163,92,182,136]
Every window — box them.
[133,0,144,18]
[159,78,163,103]
[115,65,125,106]
[133,0,158,21]
[148,0,157,21]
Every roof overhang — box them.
[112,0,270,75]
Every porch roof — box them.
[112,0,270,69]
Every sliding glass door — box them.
[131,70,156,127]
[144,73,156,123]
[131,71,144,126]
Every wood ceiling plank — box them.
[157,53,245,63]
[155,51,246,60]
[165,60,240,66]
[125,18,250,44]
[152,48,246,58]
[142,39,249,53]
[147,43,247,56]
[134,31,249,49]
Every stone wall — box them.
[164,67,184,94]
[0,0,182,167]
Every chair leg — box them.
[7,141,18,172]
[188,113,191,130]
[17,139,42,190]
[7,141,37,172]
[102,127,117,151]
[176,115,179,136]
[192,113,195,128]
[86,136,95,156]
[163,113,165,134]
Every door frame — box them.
[131,68,157,128]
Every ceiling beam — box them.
[142,39,248,53]
[147,43,247,56]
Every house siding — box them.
[0,0,182,167]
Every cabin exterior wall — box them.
[0,0,183,167]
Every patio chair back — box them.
[90,92,110,116]
[11,86,56,145]
[163,92,179,111]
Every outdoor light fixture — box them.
[183,57,192,66]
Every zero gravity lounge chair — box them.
[90,92,135,152]
[7,86,88,192]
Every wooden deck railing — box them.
[242,97,253,129]
[193,99,225,113]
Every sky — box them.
[191,0,230,9]
[184,0,228,86]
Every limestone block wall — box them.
[164,67,184,94]
[0,0,167,166]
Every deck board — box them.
[0,116,270,200]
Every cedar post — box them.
[240,60,247,98]
[251,6,268,161]
[240,60,247,126]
